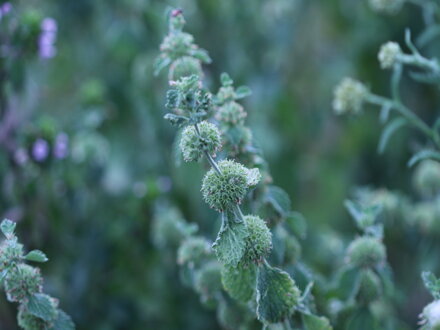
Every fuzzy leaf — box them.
[221,263,257,302]
[220,72,233,86]
[408,150,440,167]
[189,48,212,64]
[163,113,189,127]
[235,86,252,99]
[153,55,171,76]
[25,250,49,263]
[266,185,291,217]
[346,307,377,330]
[335,266,361,301]
[422,271,440,299]
[302,313,333,330]
[1,219,16,238]
[212,214,248,266]
[27,293,57,321]
[378,118,407,154]
[256,262,300,323]
[48,309,75,330]
[285,211,307,239]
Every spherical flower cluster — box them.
[333,78,367,115]
[410,202,440,234]
[160,32,195,60]
[4,264,43,302]
[378,42,402,69]
[39,18,57,59]
[368,0,404,14]
[0,240,24,272]
[216,86,235,103]
[357,269,382,304]
[216,102,247,125]
[201,160,261,211]
[421,300,440,330]
[179,121,222,162]
[169,56,203,81]
[414,160,440,196]
[242,215,272,264]
[177,237,211,266]
[346,236,386,268]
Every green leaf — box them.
[378,118,407,154]
[334,266,361,301]
[346,307,377,330]
[0,219,16,238]
[212,213,248,266]
[265,185,291,217]
[256,262,300,323]
[235,86,252,99]
[153,55,171,76]
[163,113,189,127]
[48,309,75,330]
[407,149,440,167]
[189,48,212,64]
[302,313,333,330]
[220,72,233,86]
[285,211,307,239]
[25,250,49,263]
[422,271,440,299]
[27,293,57,322]
[221,263,257,302]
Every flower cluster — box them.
[378,41,402,69]
[332,77,368,115]
[180,121,221,162]
[0,219,74,330]
[38,17,57,59]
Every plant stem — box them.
[365,93,437,145]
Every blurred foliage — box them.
[1,0,440,329]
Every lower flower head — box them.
[333,78,367,115]
[242,215,272,264]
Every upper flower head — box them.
[333,78,368,115]
[378,42,402,69]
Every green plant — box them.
[0,219,74,329]
[155,9,330,329]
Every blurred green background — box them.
[1,0,438,329]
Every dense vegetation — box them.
[2,0,440,329]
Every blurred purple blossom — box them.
[0,2,12,21]
[13,148,28,166]
[38,17,58,59]
[32,138,49,162]
[54,132,69,159]
[157,176,172,193]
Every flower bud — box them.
[177,237,211,266]
[216,102,247,126]
[242,215,272,264]
[4,264,43,302]
[421,300,440,330]
[201,160,260,211]
[368,0,404,14]
[333,78,367,115]
[414,160,440,196]
[180,121,221,162]
[160,32,195,60]
[169,56,203,81]
[357,269,382,304]
[346,236,386,268]
[378,42,402,69]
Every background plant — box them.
[1,0,440,329]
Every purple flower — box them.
[14,148,28,166]
[38,17,57,59]
[157,176,172,193]
[32,138,49,162]
[1,3,12,15]
[54,132,69,159]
